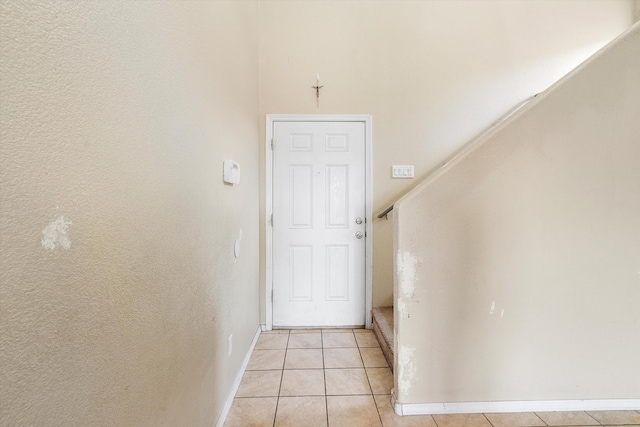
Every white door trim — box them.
[265,114,373,330]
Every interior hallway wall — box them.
[393,22,640,405]
[0,1,259,425]
[257,0,634,315]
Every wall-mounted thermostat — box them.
[392,165,414,178]
[223,160,241,184]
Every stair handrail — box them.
[376,93,540,220]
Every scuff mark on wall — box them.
[396,251,417,297]
[398,344,416,396]
[41,216,72,250]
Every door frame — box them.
[265,114,373,330]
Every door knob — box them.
[355,231,364,239]
[355,217,363,225]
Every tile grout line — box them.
[536,413,553,426]
[482,413,496,427]
[354,329,386,426]
[432,416,440,427]
[584,410,605,426]
[531,411,549,426]
[322,330,329,427]
[272,330,290,427]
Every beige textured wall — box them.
[0,1,259,426]
[393,23,640,405]
[258,0,633,313]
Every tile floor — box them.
[224,328,640,427]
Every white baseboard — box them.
[392,396,640,416]
[214,326,262,427]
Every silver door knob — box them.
[355,217,363,225]
[355,231,364,239]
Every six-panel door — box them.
[272,121,366,327]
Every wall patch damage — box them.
[41,216,72,250]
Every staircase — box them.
[371,306,394,371]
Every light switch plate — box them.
[392,165,414,178]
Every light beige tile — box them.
[324,348,364,368]
[325,368,371,395]
[279,369,325,396]
[290,328,322,334]
[432,413,492,427]
[224,397,277,427]
[360,347,389,368]
[587,410,640,425]
[366,367,393,395]
[484,412,545,427]
[322,328,355,333]
[288,332,322,349]
[275,396,327,427]
[246,349,286,370]
[323,332,357,348]
[236,370,282,397]
[352,328,370,333]
[263,329,290,334]
[536,411,599,426]
[355,331,381,348]
[327,395,382,427]
[255,333,289,350]
[284,348,324,369]
[374,394,437,427]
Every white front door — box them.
[272,121,367,327]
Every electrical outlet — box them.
[228,334,233,357]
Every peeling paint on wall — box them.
[41,216,72,250]
[398,344,416,395]
[397,299,408,320]
[396,251,417,297]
